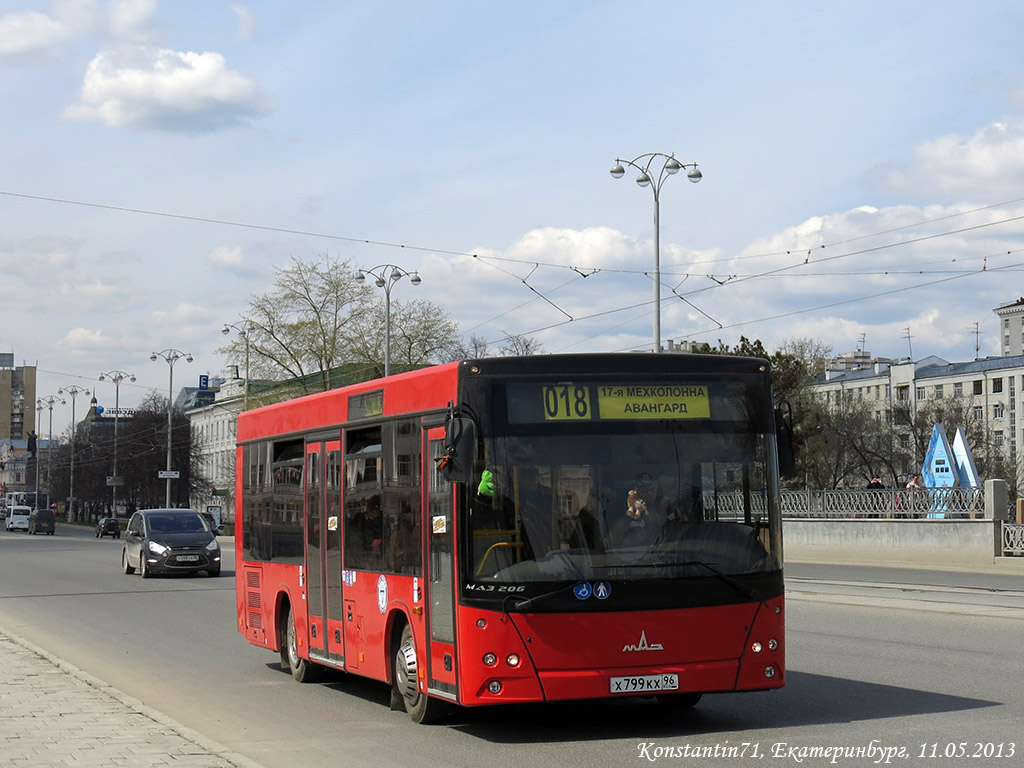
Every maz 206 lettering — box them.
[465,583,527,593]
[919,743,1016,759]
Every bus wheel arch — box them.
[278,595,324,683]
[388,615,447,724]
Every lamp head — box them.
[687,166,702,183]
[410,273,422,286]
[609,162,625,179]
[636,172,651,188]
[354,270,366,284]
[186,354,194,363]
[221,325,230,335]
[665,158,682,175]
[150,353,158,361]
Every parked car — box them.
[28,508,55,535]
[121,509,221,578]
[5,505,30,532]
[96,517,121,538]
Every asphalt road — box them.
[1,523,1022,768]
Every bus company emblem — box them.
[377,574,388,614]
[623,630,664,652]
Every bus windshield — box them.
[468,429,780,585]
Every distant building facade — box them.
[186,373,244,524]
[811,301,1024,490]
[0,358,36,441]
[994,297,1024,357]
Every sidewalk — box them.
[0,627,260,768]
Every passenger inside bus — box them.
[346,494,383,567]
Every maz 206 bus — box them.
[235,353,792,723]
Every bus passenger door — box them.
[424,429,457,696]
[304,443,326,656]
[305,441,345,666]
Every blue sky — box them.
[4,0,1024,435]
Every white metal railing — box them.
[1003,522,1024,556]
[781,487,985,519]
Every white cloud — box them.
[58,278,122,307]
[106,0,157,41]
[0,10,75,59]
[882,118,1024,201]
[55,326,113,349]
[208,245,254,275]
[150,302,211,326]
[62,47,269,132]
[229,4,255,40]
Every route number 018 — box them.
[542,385,592,420]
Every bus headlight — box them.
[482,653,497,667]
[487,680,502,694]
[506,654,521,667]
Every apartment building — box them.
[812,300,1024,488]
[0,357,36,441]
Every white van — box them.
[5,505,30,531]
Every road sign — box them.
[158,470,180,479]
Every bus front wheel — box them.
[392,624,446,724]
[281,604,324,683]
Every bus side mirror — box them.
[775,403,797,478]
[440,417,477,483]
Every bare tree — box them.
[222,253,463,393]
[498,332,544,357]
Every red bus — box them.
[235,353,789,723]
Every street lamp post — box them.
[610,152,702,353]
[34,403,42,505]
[57,385,90,522]
[353,264,421,377]
[98,370,136,518]
[151,349,192,507]
[36,395,64,511]
[221,321,251,410]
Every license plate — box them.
[177,555,200,562]
[610,674,679,694]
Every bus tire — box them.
[281,604,324,683]
[392,623,446,724]
[656,692,702,709]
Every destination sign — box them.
[597,384,710,420]
[528,383,711,422]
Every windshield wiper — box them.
[503,582,583,613]
[611,558,762,602]
[676,560,762,602]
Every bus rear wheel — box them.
[392,624,446,724]
[281,604,324,683]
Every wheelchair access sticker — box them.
[573,581,612,601]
